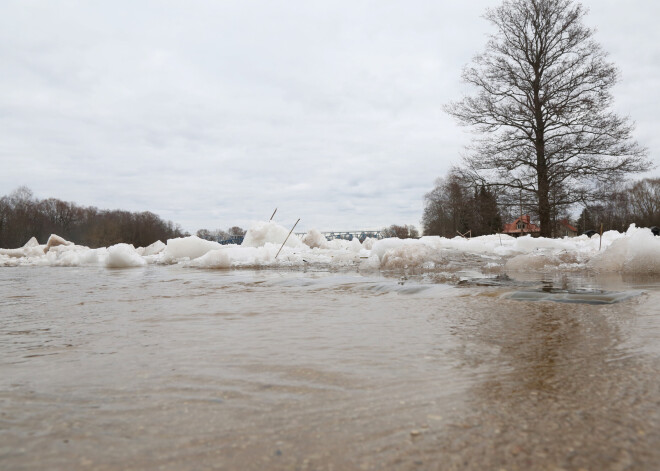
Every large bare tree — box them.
[446,0,650,236]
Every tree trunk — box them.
[538,173,552,237]
[532,61,552,238]
[536,130,551,237]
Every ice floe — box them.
[0,223,658,275]
[106,244,147,268]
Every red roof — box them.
[559,219,577,233]
[503,215,541,235]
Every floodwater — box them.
[1,266,660,470]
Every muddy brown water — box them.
[1,266,660,470]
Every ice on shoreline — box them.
[1,222,659,275]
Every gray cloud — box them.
[1,0,658,233]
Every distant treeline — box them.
[422,171,659,237]
[576,178,660,233]
[381,224,419,239]
[0,187,184,249]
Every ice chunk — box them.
[380,243,439,269]
[302,229,328,249]
[349,237,363,252]
[23,237,39,248]
[187,248,232,268]
[45,234,73,253]
[362,237,378,250]
[242,221,304,248]
[505,251,581,271]
[371,238,440,269]
[0,237,45,258]
[590,226,660,274]
[505,253,552,271]
[105,244,147,268]
[39,245,102,267]
[370,238,407,261]
[162,236,222,262]
[0,248,26,258]
[142,240,166,256]
[187,245,282,268]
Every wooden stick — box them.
[269,208,278,221]
[275,218,300,259]
[456,230,471,239]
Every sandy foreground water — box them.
[1,266,660,470]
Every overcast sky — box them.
[1,1,659,233]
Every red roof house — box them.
[503,215,541,237]
[556,219,578,238]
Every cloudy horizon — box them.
[2,0,659,234]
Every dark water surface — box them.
[1,266,660,470]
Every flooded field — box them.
[2,265,660,470]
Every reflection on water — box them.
[1,266,660,470]
[404,291,660,470]
[505,289,644,304]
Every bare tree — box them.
[446,0,649,236]
[381,224,419,239]
[228,226,246,237]
[628,178,660,226]
[423,169,503,237]
[422,171,472,237]
[196,229,214,240]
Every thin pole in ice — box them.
[275,218,300,259]
[270,208,278,221]
[599,223,603,251]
